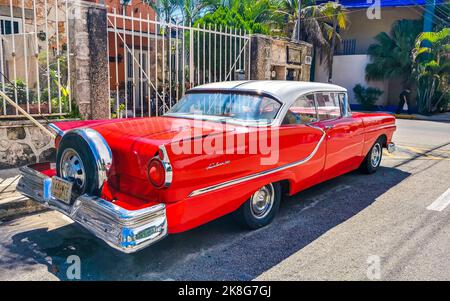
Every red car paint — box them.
[47,110,396,234]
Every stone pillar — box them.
[87,6,110,119]
[69,1,109,120]
[250,34,313,82]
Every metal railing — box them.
[335,39,356,56]
[107,9,251,118]
[0,0,71,118]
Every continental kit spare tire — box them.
[56,131,102,198]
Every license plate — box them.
[51,176,73,204]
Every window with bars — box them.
[0,19,20,35]
[335,39,356,55]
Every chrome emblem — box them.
[206,160,230,170]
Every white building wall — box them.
[314,54,389,105]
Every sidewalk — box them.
[0,168,46,221]
[394,112,450,122]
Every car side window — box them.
[283,94,318,125]
[316,92,341,121]
[338,93,351,117]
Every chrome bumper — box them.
[16,164,168,253]
[387,142,396,153]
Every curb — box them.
[393,114,417,120]
[0,195,48,222]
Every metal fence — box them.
[0,0,71,118]
[107,9,251,118]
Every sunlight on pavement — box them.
[383,145,450,161]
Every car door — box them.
[279,93,327,193]
[312,92,364,180]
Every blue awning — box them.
[316,0,444,9]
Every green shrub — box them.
[353,84,384,110]
[4,79,34,105]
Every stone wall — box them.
[250,34,313,82]
[0,120,55,169]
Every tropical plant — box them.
[271,0,315,38]
[412,27,450,114]
[4,79,34,105]
[145,0,181,24]
[194,0,273,34]
[365,19,423,88]
[272,1,348,82]
[353,84,383,110]
[320,1,348,82]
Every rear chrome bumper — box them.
[387,142,396,153]
[16,163,167,253]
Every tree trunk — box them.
[328,16,337,83]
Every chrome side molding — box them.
[189,126,326,197]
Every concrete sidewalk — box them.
[0,168,46,221]
[394,112,450,122]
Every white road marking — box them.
[427,188,450,212]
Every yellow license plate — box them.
[51,176,73,204]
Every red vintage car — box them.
[17,81,396,253]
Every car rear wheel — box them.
[235,182,281,229]
[360,138,383,174]
[56,132,100,200]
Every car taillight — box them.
[55,135,62,149]
[148,159,166,188]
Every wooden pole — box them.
[0,90,56,139]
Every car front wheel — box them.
[235,182,281,229]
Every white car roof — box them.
[189,80,347,104]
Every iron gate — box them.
[107,9,252,119]
[0,0,72,118]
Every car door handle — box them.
[324,125,334,131]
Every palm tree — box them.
[365,19,422,88]
[319,2,347,83]
[146,0,181,24]
[412,28,450,114]
[272,1,349,82]
[180,0,218,25]
[147,0,217,25]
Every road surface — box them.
[0,119,449,280]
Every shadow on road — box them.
[3,166,410,280]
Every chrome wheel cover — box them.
[371,143,382,168]
[60,148,86,191]
[250,183,275,219]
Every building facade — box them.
[314,0,444,111]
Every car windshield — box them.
[166,92,282,124]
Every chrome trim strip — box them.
[159,145,173,188]
[188,126,326,197]
[16,164,168,253]
[48,123,65,136]
[64,128,113,188]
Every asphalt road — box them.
[0,119,449,281]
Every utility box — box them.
[249,34,313,82]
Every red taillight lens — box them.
[55,135,62,149]
[148,159,166,188]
